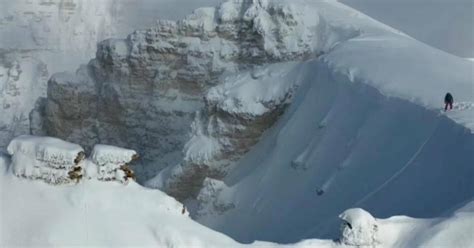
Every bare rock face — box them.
[40,0,353,200]
[0,51,49,148]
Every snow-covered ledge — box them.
[6,135,138,185]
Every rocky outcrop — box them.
[7,135,85,184]
[40,0,359,200]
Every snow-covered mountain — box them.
[185,0,474,243]
[1,0,473,247]
[340,0,474,58]
[0,0,223,149]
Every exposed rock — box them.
[0,51,49,148]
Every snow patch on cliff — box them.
[207,62,302,116]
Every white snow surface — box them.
[339,208,378,246]
[7,135,83,173]
[0,172,243,247]
[193,0,474,245]
[0,0,473,247]
[90,144,137,166]
[207,62,303,116]
[1,149,473,247]
[183,112,222,165]
[339,0,474,58]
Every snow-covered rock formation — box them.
[6,135,139,185]
[0,0,122,148]
[6,0,471,246]
[90,144,138,183]
[40,0,361,199]
[7,135,85,184]
[0,0,224,150]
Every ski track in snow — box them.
[353,118,440,207]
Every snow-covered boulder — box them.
[90,144,138,183]
[7,135,85,184]
[339,208,378,246]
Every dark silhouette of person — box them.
[444,92,453,111]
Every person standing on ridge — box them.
[444,92,454,111]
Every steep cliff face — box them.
[0,0,223,150]
[0,0,120,149]
[42,0,359,199]
[0,52,49,148]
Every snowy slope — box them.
[0,145,247,247]
[1,149,473,247]
[339,0,474,58]
[192,0,474,244]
